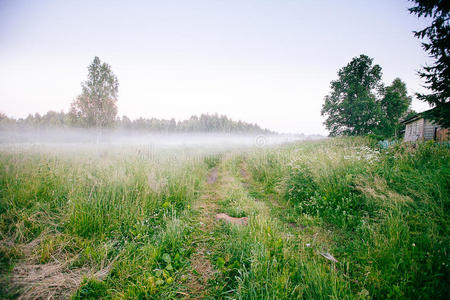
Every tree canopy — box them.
[70,56,119,128]
[321,55,383,136]
[321,55,412,137]
[379,78,413,137]
[409,0,449,127]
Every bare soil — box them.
[215,213,248,225]
[207,167,218,184]
[185,167,220,299]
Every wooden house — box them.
[401,110,448,142]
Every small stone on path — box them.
[215,213,248,225]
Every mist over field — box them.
[0,128,323,148]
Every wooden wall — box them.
[403,118,444,142]
[404,119,424,142]
[436,128,449,142]
[424,119,438,141]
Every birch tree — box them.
[70,56,119,129]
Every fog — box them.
[0,128,324,150]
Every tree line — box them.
[0,111,271,134]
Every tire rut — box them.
[184,167,219,299]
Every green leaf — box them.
[162,253,171,264]
[216,257,225,269]
[154,269,162,278]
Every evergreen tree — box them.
[409,0,449,127]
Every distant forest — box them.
[0,111,272,134]
[0,56,271,135]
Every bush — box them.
[284,164,370,229]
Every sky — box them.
[0,0,433,134]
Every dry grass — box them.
[8,236,114,300]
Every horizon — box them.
[3,111,318,135]
[0,0,433,134]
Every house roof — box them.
[401,114,422,124]
[400,107,439,125]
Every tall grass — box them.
[1,138,448,298]
[0,145,209,298]
[241,137,449,298]
[210,152,355,299]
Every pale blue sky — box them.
[0,0,432,134]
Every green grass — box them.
[0,138,448,299]
[238,137,449,299]
[208,152,355,299]
[0,145,208,298]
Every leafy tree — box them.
[70,56,119,128]
[321,55,383,136]
[322,56,413,138]
[379,78,412,137]
[41,110,66,127]
[120,115,132,129]
[0,112,15,128]
[409,0,449,127]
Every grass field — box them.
[0,137,448,299]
